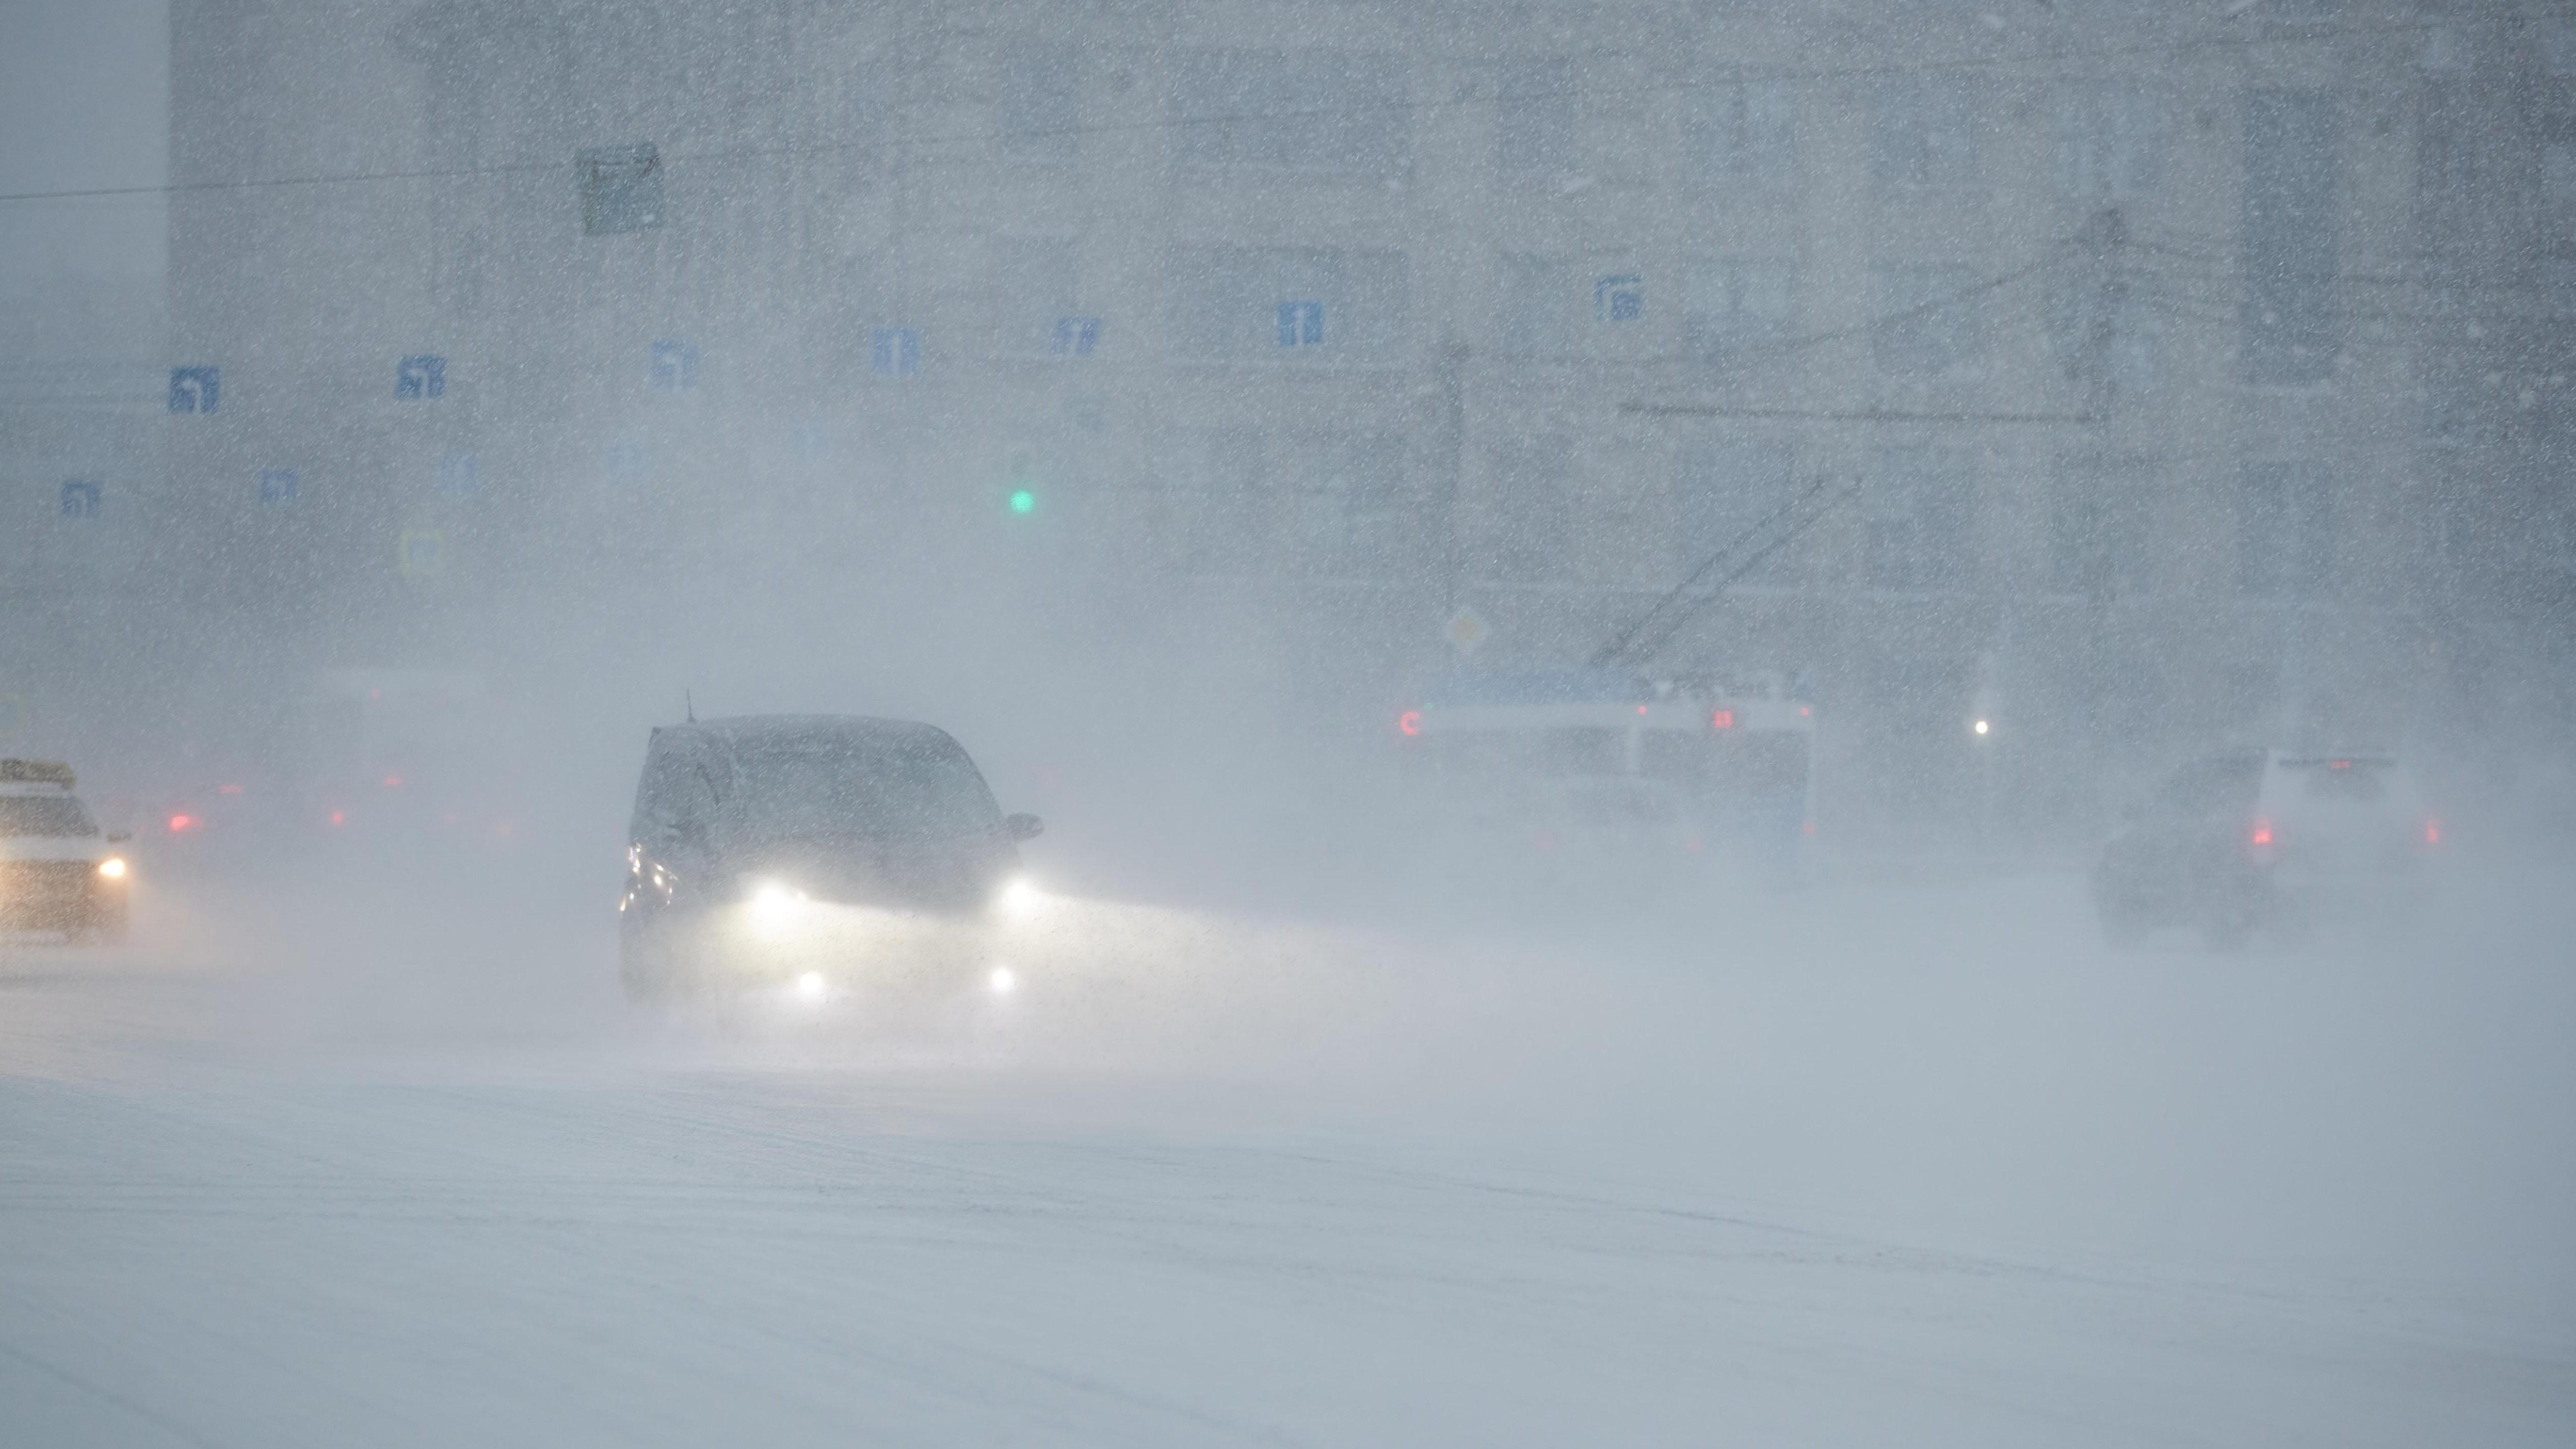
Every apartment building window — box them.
[992,237,1079,357]
[2415,83,2489,217]
[1486,437,1573,583]
[1865,450,1975,592]
[2050,83,2166,200]
[1495,252,1575,359]
[1287,431,1407,579]
[1168,50,1410,175]
[433,227,490,316]
[1689,79,1796,191]
[2045,272,2161,395]
[2540,105,2576,313]
[1681,260,1796,362]
[2236,460,2335,598]
[2241,90,2341,386]
[1165,245,1409,364]
[1495,58,1574,173]
[998,42,1080,163]
[1871,264,1987,377]
[1157,427,1271,576]
[2543,18,2576,76]
[1677,439,1793,584]
[2048,459,2155,596]
[1871,75,1980,191]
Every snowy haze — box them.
[4,3,2574,1445]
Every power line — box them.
[0,15,2452,208]
[1620,404,2100,424]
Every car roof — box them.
[655,714,962,753]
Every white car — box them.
[0,760,133,942]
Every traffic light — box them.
[1008,487,1036,515]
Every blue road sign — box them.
[259,469,299,504]
[1596,274,1644,323]
[396,355,446,399]
[60,480,101,518]
[439,453,480,497]
[169,366,219,413]
[1277,301,1324,347]
[872,328,920,377]
[651,339,700,388]
[1051,316,1102,357]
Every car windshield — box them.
[2278,757,2397,805]
[0,795,98,837]
[718,735,998,844]
[2156,753,2264,818]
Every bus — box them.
[1393,669,1816,894]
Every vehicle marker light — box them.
[328,810,346,826]
[1636,704,1649,715]
[382,775,404,788]
[97,857,127,879]
[217,783,243,795]
[2251,818,2273,848]
[2424,819,2441,846]
[1799,705,1811,717]
[1397,709,1422,737]
[1710,709,1734,730]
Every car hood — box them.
[716,832,1011,914]
[0,835,109,864]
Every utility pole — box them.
[2068,205,2128,803]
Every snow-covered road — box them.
[3,866,2570,1446]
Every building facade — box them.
[159,0,2574,835]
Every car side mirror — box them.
[1004,812,1044,842]
[106,831,132,844]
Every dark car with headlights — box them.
[617,715,1041,1001]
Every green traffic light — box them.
[1008,488,1036,514]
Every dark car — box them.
[617,715,1042,1002]
[2094,748,2439,947]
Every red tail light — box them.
[2250,818,2273,848]
[1710,709,1735,730]
[2424,819,2441,846]
[1397,710,1422,737]
[168,813,196,833]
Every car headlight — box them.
[744,878,808,936]
[96,857,127,879]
